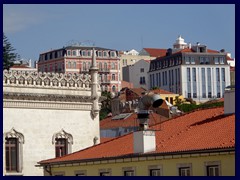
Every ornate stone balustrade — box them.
[3,70,92,89]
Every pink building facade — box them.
[37,46,121,92]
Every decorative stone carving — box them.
[52,129,73,145]
[4,128,25,144]
[3,70,92,90]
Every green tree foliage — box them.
[99,91,112,120]
[3,33,17,70]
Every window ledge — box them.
[5,172,23,176]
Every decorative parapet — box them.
[3,70,92,89]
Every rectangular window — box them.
[205,161,221,176]
[179,167,191,176]
[214,57,219,64]
[72,50,76,56]
[98,51,102,57]
[5,138,18,172]
[207,165,220,176]
[82,51,86,56]
[103,51,107,57]
[177,163,192,176]
[110,51,115,57]
[219,57,224,64]
[67,50,71,56]
[124,170,134,176]
[150,169,161,176]
[55,138,67,157]
[100,172,111,176]
[140,68,144,73]
[191,57,195,64]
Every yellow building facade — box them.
[44,150,234,176]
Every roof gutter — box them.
[38,147,235,167]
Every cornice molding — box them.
[3,100,93,111]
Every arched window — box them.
[112,74,115,81]
[4,128,24,173]
[104,63,108,71]
[112,85,116,92]
[83,62,86,71]
[99,62,102,71]
[52,129,73,158]
[68,61,71,68]
[72,62,76,69]
[111,62,115,70]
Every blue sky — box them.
[3,4,235,63]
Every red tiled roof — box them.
[100,137,115,143]
[130,87,147,97]
[151,89,176,95]
[207,49,219,53]
[143,48,167,57]
[11,65,30,69]
[39,107,234,165]
[100,112,167,129]
[227,56,234,60]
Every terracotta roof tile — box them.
[151,89,176,95]
[39,107,234,164]
[100,112,167,129]
[143,48,167,57]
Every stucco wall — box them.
[47,152,235,176]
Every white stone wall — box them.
[3,70,101,176]
[3,108,99,176]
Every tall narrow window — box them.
[112,74,115,81]
[5,138,18,172]
[52,129,73,158]
[55,138,67,157]
[4,128,24,174]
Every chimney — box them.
[133,92,163,154]
[224,89,235,115]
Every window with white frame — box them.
[82,51,86,57]
[219,57,224,64]
[4,128,24,174]
[110,51,115,57]
[75,170,87,176]
[148,165,162,176]
[191,57,195,64]
[72,50,76,56]
[67,50,71,56]
[205,161,221,176]
[177,163,192,176]
[99,168,112,176]
[72,62,76,69]
[214,57,219,64]
[68,61,71,68]
[98,51,102,57]
[87,51,91,57]
[123,167,135,176]
[112,74,115,81]
[103,51,108,57]
[111,62,115,69]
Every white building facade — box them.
[3,50,102,176]
[148,36,231,102]
[122,59,150,89]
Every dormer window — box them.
[103,51,108,57]
[72,50,76,56]
[110,51,115,57]
[67,50,71,56]
[87,51,91,57]
[82,51,86,57]
[98,51,102,57]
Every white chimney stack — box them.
[134,130,156,153]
